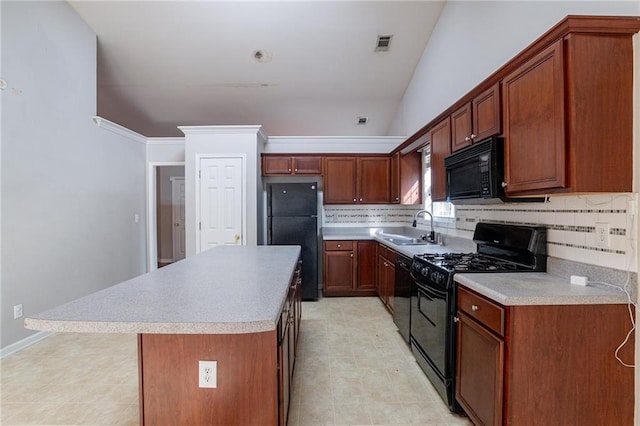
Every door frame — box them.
[195,154,246,254]
[146,161,185,272]
[170,177,186,262]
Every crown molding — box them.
[92,116,147,145]
[146,137,185,145]
[178,125,267,140]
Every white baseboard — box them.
[158,258,174,264]
[0,331,54,359]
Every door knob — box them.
[174,223,180,227]
[234,234,240,242]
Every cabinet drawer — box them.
[458,287,505,336]
[324,241,354,251]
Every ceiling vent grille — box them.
[375,35,393,52]
[357,117,368,125]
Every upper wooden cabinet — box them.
[429,117,451,202]
[390,152,423,205]
[451,83,501,152]
[502,31,635,195]
[323,156,390,204]
[262,155,323,176]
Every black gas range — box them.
[409,222,546,413]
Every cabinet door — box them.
[377,253,387,305]
[472,83,501,142]
[429,117,451,201]
[323,250,355,295]
[456,311,504,426]
[278,311,291,426]
[263,156,292,175]
[502,40,565,195]
[390,153,400,203]
[324,157,357,204]
[357,157,390,203]
[293,156,323,175]
[400,151,422,205]
[356,240,377,291]
[451,103,472,152]
[385,261,395,312]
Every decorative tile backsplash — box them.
[322,193,638,273]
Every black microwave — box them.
[444,137,506,204]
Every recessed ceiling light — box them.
[375,35,393,52]
[357,117,368,125]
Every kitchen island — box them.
[24,245,302,426]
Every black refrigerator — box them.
[267,182,318,300]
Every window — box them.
[423,147,455,219]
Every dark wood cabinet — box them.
[262,155,323,176]
[452,84,501,152]
[376,244,396,312]
[390,151,422,205]
[429,117,451,202]
[456,285,634,426]
[323,240,377,296]
[324,156,390,204]
[278,263,302,426]
[502,29,635,195]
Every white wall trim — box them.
[267,136,406,145]
[0,331,53,359]
[91,116,147,145]
[147,137,185,145]
[179,125,267,140]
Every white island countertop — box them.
[455,272,630,306]
[24,245,301,335]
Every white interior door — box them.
[171,177,186,261]
[199,157,244,252]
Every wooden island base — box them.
[138,332,278,425]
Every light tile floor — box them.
[1,297,472,425]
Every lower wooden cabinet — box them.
[376,244,396,312]
[455,285,634,426]
[278,262,302,426]
[323,240,377,296]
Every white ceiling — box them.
[69,1,444,137]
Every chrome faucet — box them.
[413,210,435,242]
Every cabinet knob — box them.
[350,253,354,257]
[337,244,341,248]
[471,304,479,312]
[465,136,471,142]
[353,198,357,203]
[359,198,363,202]
[294,169,298,172]
[501,182,508,188]
[470,133,477,139]
[454,317,459,323]
[288,168,291,172]
[395,197,399,201]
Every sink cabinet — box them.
[323,240,377,296]
[455,285,634,426]
[376,244,396,312]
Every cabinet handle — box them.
[465,136,471,142]
[501,182,508,188]
[470,133,477,139]
[471,305,479,312]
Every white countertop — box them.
[455,273,630,306]
[24,245,301,335]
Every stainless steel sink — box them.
[378,233,435,246]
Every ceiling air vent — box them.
[357,117,368,125]
[375,35,393,52]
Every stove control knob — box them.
[421,268,429,277]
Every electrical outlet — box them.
[13,304,23,319]
[595,223,610,247]
[198,360,217,388]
